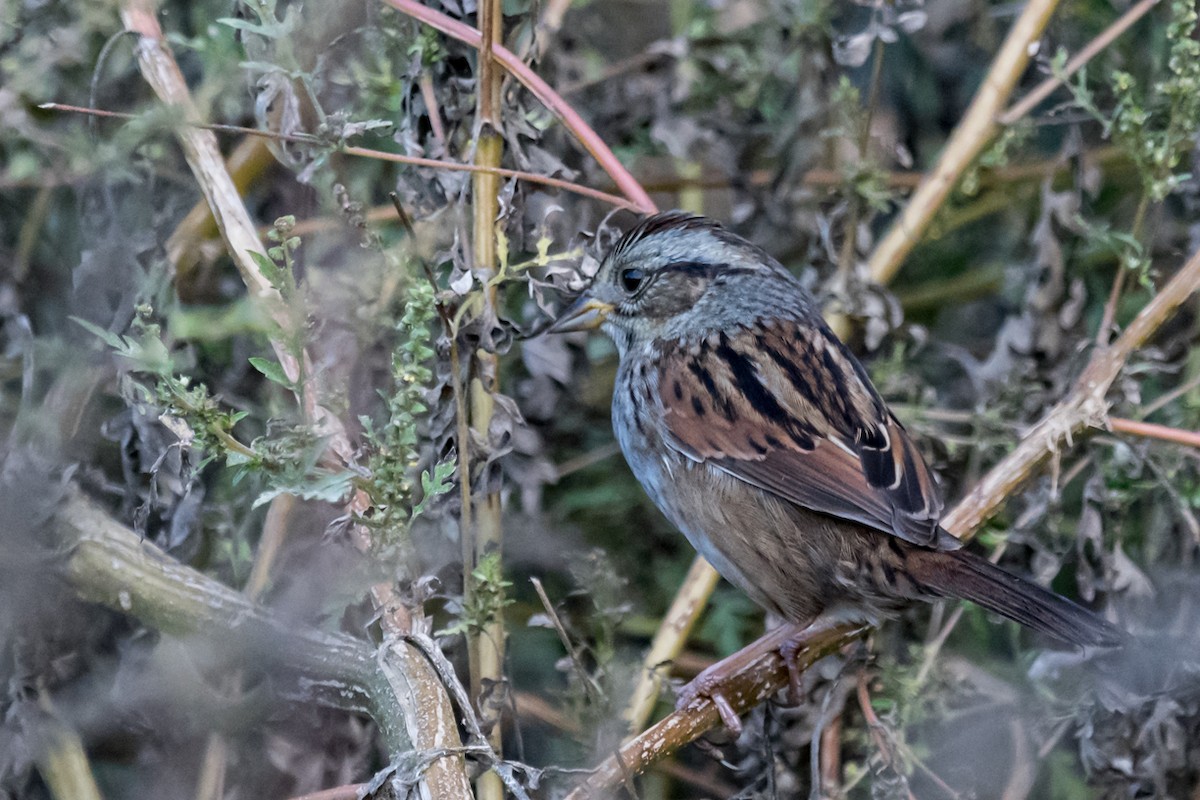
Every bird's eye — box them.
[620,267,645,294]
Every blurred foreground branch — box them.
[31,705,104,800]
[54,487,473,797]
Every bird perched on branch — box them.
[551,211,1122,726]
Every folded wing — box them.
[657,318,950,548]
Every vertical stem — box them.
[466,2,506,799]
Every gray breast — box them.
[611,357,792,615]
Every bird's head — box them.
[549,212,808,352]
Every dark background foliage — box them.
[2,0,1200,797]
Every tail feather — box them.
[908,548,1124,648]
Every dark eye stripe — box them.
[658,260,725,277]
[657,261,763,280]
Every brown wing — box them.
[657,319,949,547]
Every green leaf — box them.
[412,459,457,518]
[248,357,294,389]
[216,17,286,38]
[70,317,130,351]
[249,250,284,289]
[225,450,254,467]
[252,469,355,508]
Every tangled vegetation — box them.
[3,0,1200,798]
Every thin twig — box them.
[514,691,582,734]
[998,0,1162,126]
[39,103,639,211]
[857,674,961,799]
[1109,417,1200,449]
[529,578,604,705]
[1098,194,1151,346]
[418,71,448,151]
[837,36,886,276]
[1141,371,1200,418]
[553,441,622,480]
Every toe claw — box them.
[781,639,805,704]
[711,692,742,736]
[676,673,743,734]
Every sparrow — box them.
[550,211,1122,721]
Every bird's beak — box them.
[547,295,614,334]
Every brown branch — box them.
[379,0,657,213]
[563,620,862,800]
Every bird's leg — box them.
[676,616,861,733]
[675,620,817,734]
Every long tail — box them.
[907,547,1124,648]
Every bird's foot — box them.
[674,622,816,735]
[778,615,868,703]
[675,664,745,735]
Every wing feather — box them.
[658,319,949,547]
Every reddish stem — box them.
[1109,416,1200,449]
[380,0,657,213]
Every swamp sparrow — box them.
[551,212,1121,720]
